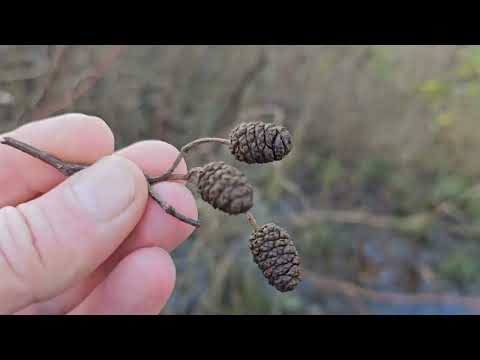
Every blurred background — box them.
[3,45,480,314]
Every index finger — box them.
[0,113,114,207]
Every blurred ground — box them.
[2,45,480,314]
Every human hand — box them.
[0,113,198,315]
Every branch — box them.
[18,45,127,124]
[0,137,199,228]
[215,49,268,126]
[149,187,200,228]
[1,137,88,176]
[148,138,231,184]
[290,209,398,229]
[303,270,480,313]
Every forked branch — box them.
[0,137,199,228]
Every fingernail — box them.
[69,156,137,222]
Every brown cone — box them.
[249,223,301,292]
[196,161,253,215]
[229,122,293,164]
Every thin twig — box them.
[215,48,268,126]
[19,45,127,124]
[16,45,69,126]
[149,187,200,228]
[246,212,259,231]
[1,137,88,176]
[291,208,472,241]
[162,173,190,182]
[148,137,231,184]
[303,270,480,313]
[0,137,199,228]
[291,209,397,229]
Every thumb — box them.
[0,155,148,314]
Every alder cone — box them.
[229,122,293,164]
[249,223,301,292]
[196,161,253,215]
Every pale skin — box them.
[0,113,198,315]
